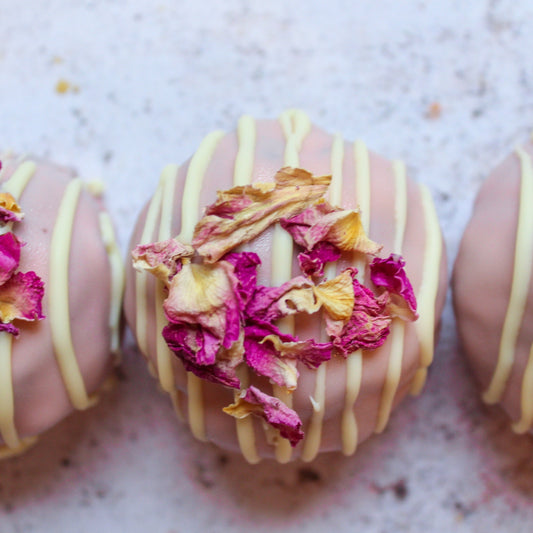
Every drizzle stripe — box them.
[49,178,92,410]
[375,161,407,433]
[274,110,310,463]
[154,164,184,421]
[232,116,261,464]
[98,212,124,359]
[180,130,225,441]
[484,148,533,404]
[513,343,533,433]
[341,140,370,456]
[135,185,164,357]
[410,184,442,396]
[301,133,344,462]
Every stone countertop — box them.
[1,1,533,531]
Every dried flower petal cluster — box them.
[133,167,418,447]
[0,185,45,337]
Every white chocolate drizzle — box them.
[513,343,533,433]
[410,184,442,395]
[155,164,184,421]
[341,139,370,456]
[272,109,311,463]
[98,211,124,360]
[484,148,533,406]
[301,132,343,462]
[375,161,407,433]
[180,130,225,441]
[135,185,164,357]
[49,178,96,410]
[232,115,261,464]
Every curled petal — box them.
[163,323,243,388]
[0,322,19,337]
[0,271,45,323]
[246,276,319,323]
[370,254,418,320]
[0,232,22,285]
[164,261,241,350]
[331,269,391,355]
[223,385,304,447]
[223,252,261,309]
[132,239,194,284]
[298,242,341,278]
[281,200,381,255]
[313,269,355,321]
[0,192,23,224]
[193,167,331,262]
[261,334,332,370]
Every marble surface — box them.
[1,0,533,531]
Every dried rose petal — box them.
[261,334,332,370]
[298,241,341,278]
[0,192,23,224]
[313,269,355,322]
[223,385,304,447]
[281,200,381,255]
[0,232,22,285]
[164,261,241,350]
[370,254,418,320]
[0,323,19,336]
[0,271,45,323]
[331,269,391,355]
[132,239,194,284]
[246,276,319,323]
[163,323,242,388]
[193,167,331,262]
[223,251,261,308]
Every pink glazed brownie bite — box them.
[0,154,123,458]
[454,139,533,433]
[124,111,447,463]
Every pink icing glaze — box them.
[124,118,448,460]
[0,155,115,447]
[453,140,533,425]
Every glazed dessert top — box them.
[0,155,124,457]
[133,162,420,447]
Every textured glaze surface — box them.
[453,141,533,424]
[0,156,114,444]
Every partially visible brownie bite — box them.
[124,110,447,463]
[453,139,533,432]
[0,154,123,458]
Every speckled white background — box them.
[1,1,533,532]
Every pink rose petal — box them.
[281,200,381,255]
[223,385,304,447]
[370,254,418,320]
[0,232,22,285]
[132,239,194,284]
[0,322,19,337]
[331,269,391,355]
[163,323,242,388]
[0,193,23,224]
[193,167,331,262]
[297,242,341,278]
[0,271,45,323]
[246,276,318,323]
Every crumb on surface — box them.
[426,102,442,119]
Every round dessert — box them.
[124,110,447,463]
[453,139,533,433]
[0,154,123,458]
